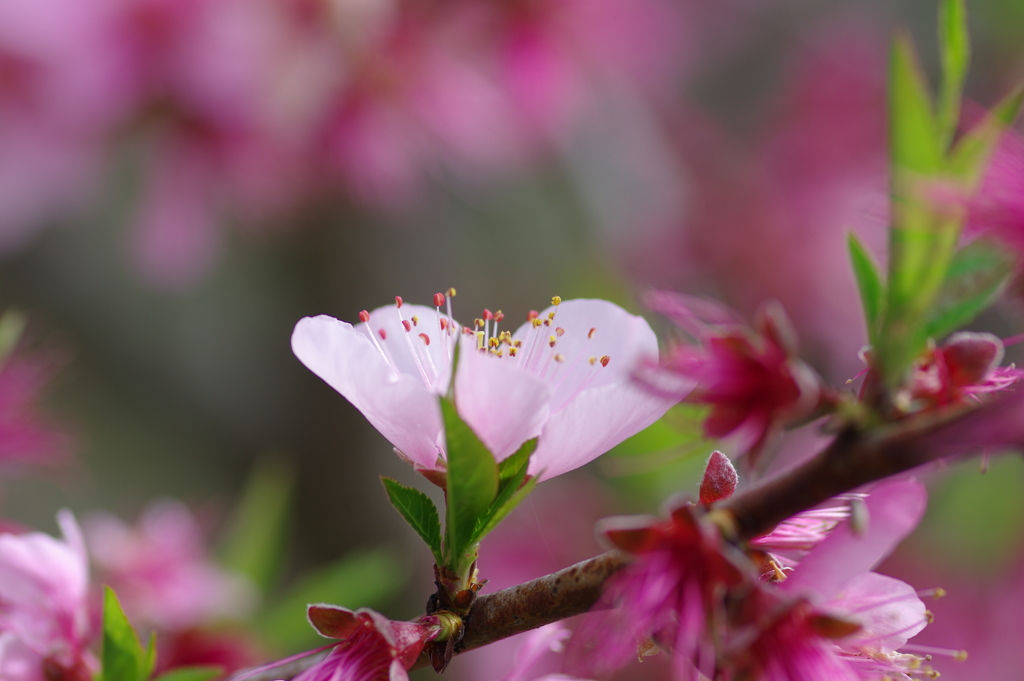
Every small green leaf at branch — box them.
[381,477,443,563]
[847,232,887,344]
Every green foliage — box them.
[381,477,443,563]
[100,587,156,681]
[937,0,969,147]
[151,668,224,681]
[865,2,1022,387]
[847,233,887,345]
[441,396,499,571]
[470,438,538,545]
[219,455,295,592]
[920,238,1016,341]
[255,548,403,653]
[0,310,25,366]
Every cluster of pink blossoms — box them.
[0,0,685,287]
[574,452,944,681]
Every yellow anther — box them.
[549,336,557,348]
[932,588,946,599]
[448,287,457,297]
[924,610,934,624]
[509,347,518,357]
[489,337,499,348]
[475,318,485,328]
[476,331,485,350]
[554,353,565,363]
[411,315,419,326]
[547,311,556,320]
[953,650,967,662]
[514,339,523,348]
[589,356,597,365]
[494,349,504,357]
[551,296,561,306]
[532,318,543,328]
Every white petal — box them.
[291,315,443,469]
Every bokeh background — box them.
[2,0,1023,678]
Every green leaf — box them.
[471,475,539,545]
[948,87,1024,186]
[381,477,443,563]
[937,0,969,148]
[219,455,295,592]
[889,34,941,177]
[847,232,887,344]
[100,587,155,681]
[441,396,498,568]
[254,548,403,653]
[0,310,25,367]
[151,667,223,681]
[498,438,537,485]
[920,238,1016,341]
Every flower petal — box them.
[528,379,677,481]
[825,572,926,654]
[291,315,443,469]
[455,337,551,461]
[781,478,926,601]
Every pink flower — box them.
[639,292,822,457]
[967,125,1024,253]
[291,295,682,481]
[0,510,95,681]
[0,350,74,474]
[580,502,745,677]
[84,499,257,631]
[294,605,438,681]
[899,332,1020,412]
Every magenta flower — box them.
[292,295,682,481]
[580,502,745,677]
[294,605,438,681]
[967,125,1024,253]
[639,292,822,457]
[84,499,258,631]
[0,510,95,681]
[0,350,74,474]
[900,332,1020,412]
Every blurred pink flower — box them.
[900,332,1020,411]
[0,511,95,681]
[967,125,1024,253]
[0,351,74,474]
[84,499,257,632]
[296,605,438,681]
[292,296,682,482]
[639,292,822,459]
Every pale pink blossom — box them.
[0,511,95,681]
[292,296,683,481]
[84,499,257,631]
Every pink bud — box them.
[699,450,738,505]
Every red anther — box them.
[556,327,565,337]
[402,320,412,332]
[588,328,596,339]
[600,355,610,367]
[358,310,370,323]
[395,296,404,308]
[527,310,539,321]
[483,309,494,321]
[419,333,431,345]
[440,319,449,330]
[434,292,445,307]
[379,329,387,340]
[494,311,505,322]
